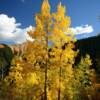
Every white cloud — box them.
[71,24,94,35]
[0,14,94,44]
[0,14,34,44]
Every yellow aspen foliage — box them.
[51,3,74,47]
[49,2,77,100]
[75,54,92,86]
[27,0,78,99]
[5,57,24,87]
[26,72,38,86]
[0,0,94,100]
[41,0,50,18]
[0,56,41,99]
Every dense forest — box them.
[0,31,100,100]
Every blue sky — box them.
[0,0,100,44]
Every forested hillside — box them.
[76,35,100,73]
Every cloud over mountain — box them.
[71,25,94,35]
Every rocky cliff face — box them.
[9,42,28,56]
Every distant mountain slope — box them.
[76,35,100,73]
[0,35,100,79]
